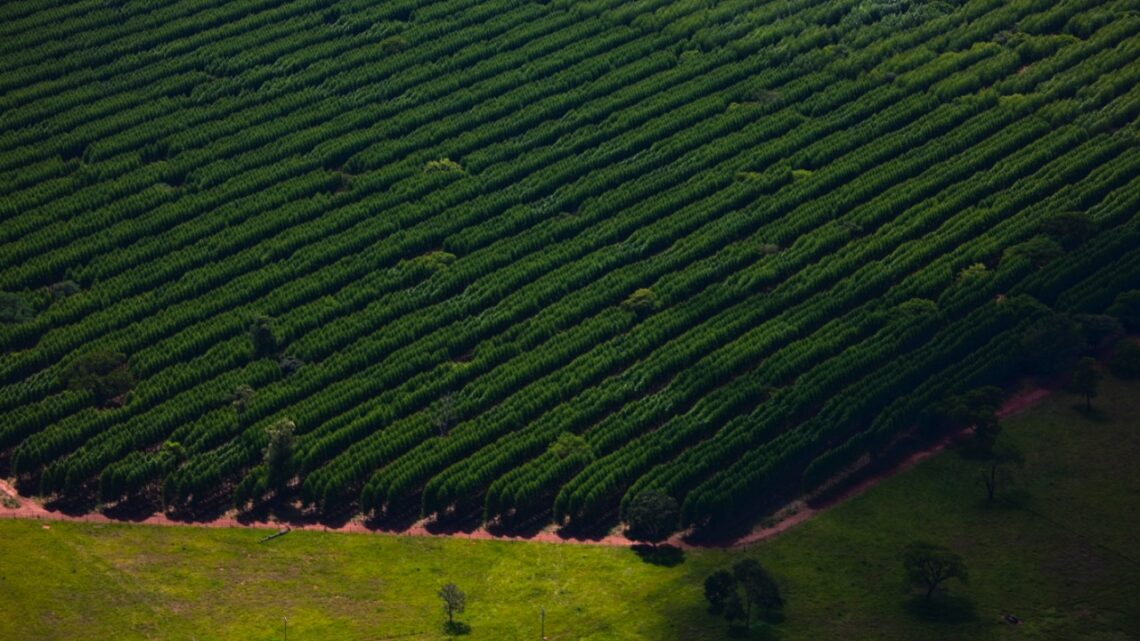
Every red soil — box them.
[0,387,1052,549]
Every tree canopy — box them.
[624,490,679,548]
[903,541,969,600]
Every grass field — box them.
[3,374,1137,641]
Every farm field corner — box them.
[2,375,1137,641]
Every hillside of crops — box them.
[2,0,1140,534]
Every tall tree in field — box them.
[438,582,466,631]
[624,490,679,549]
[1067,357,1102,411]
[980,443,1024,502]
[903,541,969,600]
[734,559,783,627]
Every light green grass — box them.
[3,377,1138,641]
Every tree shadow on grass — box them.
[725,622,782,640]
[632,543,685,567]
[442,621,470,636]
[904,594,977,624]
[1071,404,1110,423]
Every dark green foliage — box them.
[1039,211,1097,250]
[704,570,736,615]
[1003,235,1063,268]
[624,490,679,547]
[277,354,304,377]
[61,351,134,405]
[1073,314,1124,350]
[934,386,1005,455]
[980,442,1024,502]
[264,418,296,490]
[704,559,784,629]
[1107,291,1140,332]
[249,315,278,358]
[903,541,969,600]
[0,292,35,323]
[1020,313,1087,376]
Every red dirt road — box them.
[0,387,1052,548]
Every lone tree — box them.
[264,418,296,491]
[1038,211,1096,250]
[438,582,466,630]
[1067,357,1102,412]
[704,570,737,615]
[704,559,784,629]
[61,350,135,405]
[625,489,679,549]
[903,541,969,600]
[249,315,278,358]
[934,386,1005,455]
[980,442,1025,502]
[621,288,658,315]
[434,392,457,436]
[230,384,255,413]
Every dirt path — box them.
[0,387,1052,548]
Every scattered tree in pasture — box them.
[735,559,784,625]
[1066,357,1102,412]
[704,570,737,615]
[980,442,1024,502]
[934,386,1005,455]
[903,541,969,600]
[438,582,466,629]
[624,489,679,549]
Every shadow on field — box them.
[442,621,471,636]
[904,594,977,624]
[632,543,685,567]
